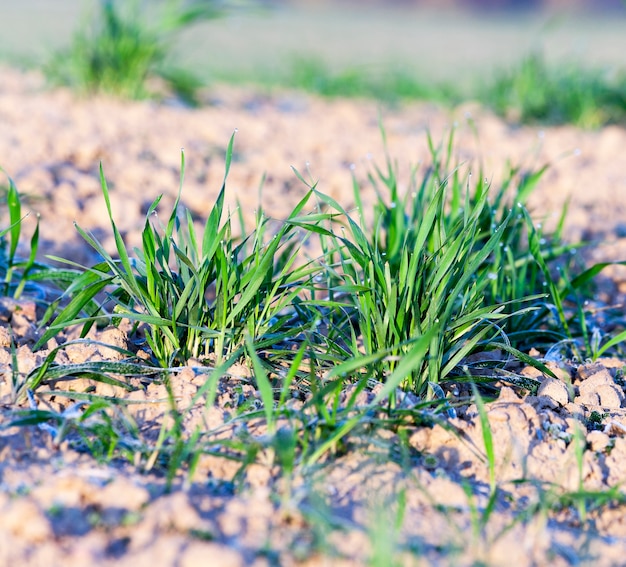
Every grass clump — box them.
[28,128,602,404]
[285,52,626,128]
[45,0,230,103]
[483,51,626,128]
[35,134,320,368]
[6,128,624,479]
[304,129,573,397]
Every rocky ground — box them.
[2,66,626,566]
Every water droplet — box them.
[488,272,497,280]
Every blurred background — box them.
[1,0,625,125]
[285,0,625,7]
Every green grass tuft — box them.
[483,51,626,128]
[44,0,229,104]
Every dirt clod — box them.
[537,376,570,405]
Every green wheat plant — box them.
[35,133,320,368]
[298,130,571,398]
[0,170,39,299]
[45,0,233,103]
[10,128,620,485]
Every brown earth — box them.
[2,66,626,566]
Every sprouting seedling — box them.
[472,383,497,497]
[0,169,39,298]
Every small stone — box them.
[605,420,626,436]
[528,395,559,411]
[576,391,601,407]
[576,364,612,384]
[597,384,624,409]
[520,365,544,379]
[564,402,585,419]
[96,326,129,360]
[498,386,521,403]
[537,377,569,406]
[0,326,10,347]
[65,341,97,364]
[595,358,624,370]
[11,300,37,322]
[578,369,613,397]
[587,430,611,452]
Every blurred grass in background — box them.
[1,0,626,125]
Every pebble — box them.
[577,391,601,407]
[537,377,569,406]
[578,369,613,397]
[597,384,624,409]
[587,430,611,452]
